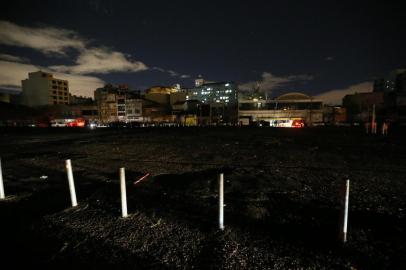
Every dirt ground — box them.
[0,126,405,269]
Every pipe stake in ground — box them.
[0,158,5,199]
[65,159,78,207]
[120,168,128,218]
[219,173,224,230]
[340,179,350,243]
[133,173,150,185]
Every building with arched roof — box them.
[238,92,323,126]
[276,92,311,100]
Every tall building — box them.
[386,70,406,122]
[187,80,238,124]
[94,84,142,123]
[342,92,384,123]
[141,86,189,123]
[373,79,395,93]
[21,71,69,107]
[95,84,118,123]
[144,86,178,106]
[354,68,406,123]
[373,69,406,93]
[188,81,238,105]
[125,98,143,122]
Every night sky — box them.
[1,0,405,104]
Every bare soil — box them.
[0,127,405,269]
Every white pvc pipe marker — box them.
[341,179,350,243]
[219,173,224,230]
[0,158,5,199]
[120,168,128,218]
[65,159,78,207]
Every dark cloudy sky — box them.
[0,0,405,104]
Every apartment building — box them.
[94,84,142,123]
[21,71,69,107]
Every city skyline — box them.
[1,1,405,104]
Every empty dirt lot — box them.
[0,126,405,269]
